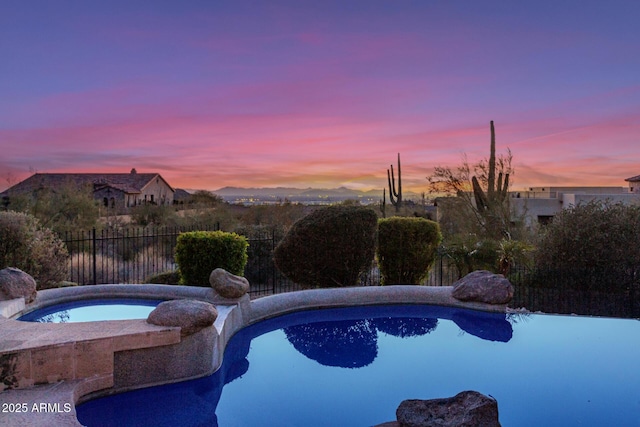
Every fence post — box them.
[92,228,97,285]
[272,228,276,295]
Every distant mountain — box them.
[213,186,309,196]
[213,186,383,198]
[211,186,421,204]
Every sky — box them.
[1,0,639,193]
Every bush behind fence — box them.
[62,226,640,317]
[64,226,458,282]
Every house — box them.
[0,169,175,211]
[625,175,640,194]
[511,176,640,225]
[433,175,640,228]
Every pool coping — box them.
[0,284,509,426]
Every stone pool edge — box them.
[0,285,507,426]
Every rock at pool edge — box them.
[451,270,514,305]
[209,268,249,299]
[0,267,37,304]
[147,299,218,337]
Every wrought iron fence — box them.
[63,226,461,291]
[62,227,640,317]
[507,265,640,318]
[64,226,215,286]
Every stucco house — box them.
[510,175,640,225]
[0,169,175,211]
[625,175,640,194]
[434,175,640,227]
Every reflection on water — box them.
[283,309,512,368]
[374,317,439,338]
[36,310,71,323]
[451,311,513,342]
[283,317,441,369]
[284,319,378,368]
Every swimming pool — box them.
[18,298,163,323]
[76,304,640,427]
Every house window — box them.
[150,194,154,204]
[103,197,108,207]
[110,197,115,208]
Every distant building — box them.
[0,169,175,211]
[434,175,640,227]
[511,176,640,225]
[625,174,640,194]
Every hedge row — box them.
[152,208,443,289]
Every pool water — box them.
[76,304,640,427]
[18,298,163,323]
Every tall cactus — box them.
[387,153,402,213]
[379,188,387,218]
[471,121,510,237]
[472,121,509,212]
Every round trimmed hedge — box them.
[376,217,442,285]
[273,205,378,288]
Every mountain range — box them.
[206,186,423,204]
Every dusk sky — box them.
[2,1,639,193]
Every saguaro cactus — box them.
[379,188,387,218]
[387,153,402,213]
[472,121,509,211]
[471,121,510,236]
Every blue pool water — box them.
[76,304,640,427]
[18,298,163,323]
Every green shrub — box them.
[377,217,442,285]
[273,205,378,288]
[130,204,177,227]
[0,211,69,289]
[534,200,640,291]
[439,234,502,279]
[175,231,248,286]
[5,182,101,236]
[497,238,534,275]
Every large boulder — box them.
[209,268,249,298]
[147,299,218,337]
[0,267,37,303]
[396,391,501,427]
[451,270,514,304]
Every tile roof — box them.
[625,175,640,182]
[1,172,174,195]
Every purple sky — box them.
[1,1,639,193]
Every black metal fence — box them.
[62,227,640,318]
[64,226,210,286]
[508,266,640,318]
[62,226,460,289]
